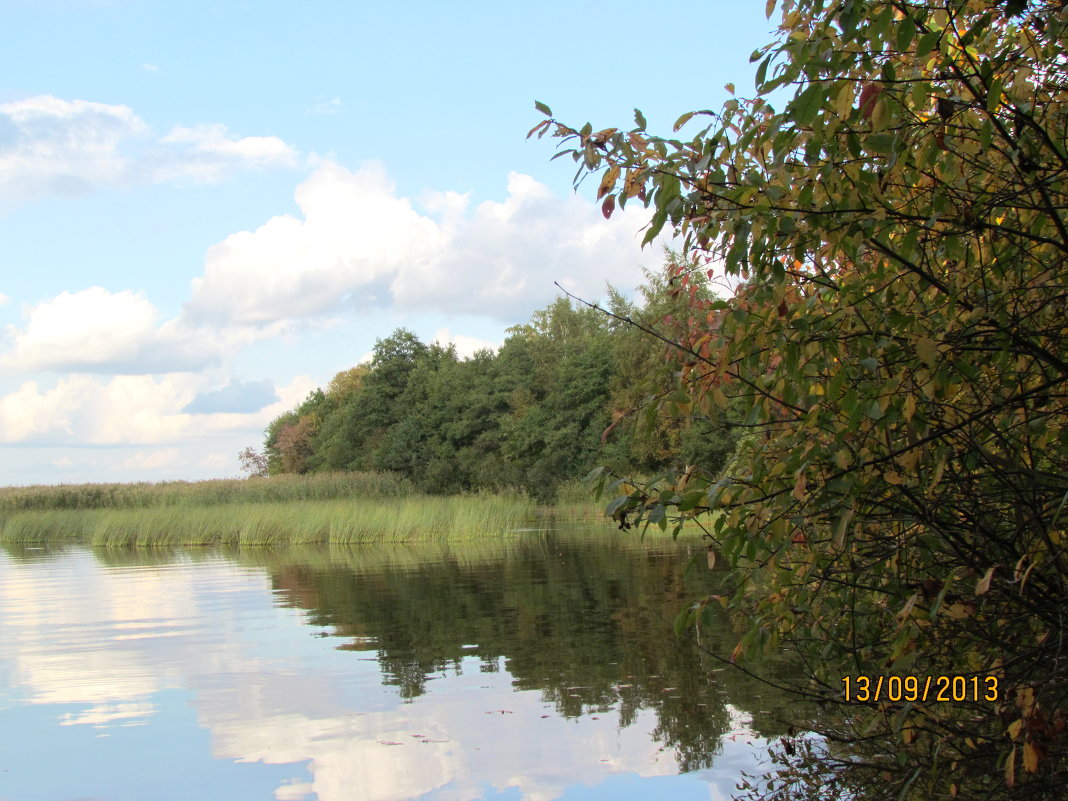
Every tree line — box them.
[248,263,741,502]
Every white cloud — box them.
[0,287,228,373]
[187,161,444,324]
[185,162,662,326]
[0,373,315,446]
[198,453,231,470]
[0,95,298,208]
[0,293,10,306]
[157,123,297,181]
[432,327,498,359]
[119,448,179,471]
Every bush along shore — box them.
[0,473,609,547]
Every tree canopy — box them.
[255,283,739,502]
[536,0,1067,797]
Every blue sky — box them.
[0,0,776,486]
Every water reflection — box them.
[0,533,795,801]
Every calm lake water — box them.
[0,530,794,801]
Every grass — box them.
[0,473,609,546]
[0,472,410,512]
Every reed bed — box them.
[0,492,545,546]
[0,472,412,513]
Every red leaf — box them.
[858,82,883,120]
[601,195,615,219]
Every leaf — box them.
[975,566,995,596]
[673,606,694,637]
[601,194,615,219]
[1023,742,1039,773]
[633,108,647,131]
[871,96,890,130]
[605,494,629,518]
[526,119,550,140]
[790,84,824,126]
[916,30,940,59]
[916,338,939,368]
[858,82,883,120]
[1006,745,1016,788]
[597,165,620,200]
[673,111,695,132]
[765,0,776,19]
[534,100,552,117]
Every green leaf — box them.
[678,490,705,512]
[673,606,694,638]
[534,100,552,117]
[633,108,647,131]
[605,495,630,518]
[789,84,824,126]
[895,21,915,52]
[755,54,773,90]
[916,30,940,59]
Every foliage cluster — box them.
[537,0,1068,798]
[258,282,742,501]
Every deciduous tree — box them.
[537,1,1068,796]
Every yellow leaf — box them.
[944,601,975,620]
[916,338,939,368]
[835,85,854,120]
[1023,742,1039,773]
[1006,745,1016,788]
[975,566,995,595]
[871,96,890,130]
[1007,719,1023,741]
[597,165,620,200]
[903,392,916,421]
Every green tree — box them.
[538,1,1068,797]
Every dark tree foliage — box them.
[535,0,1068,797]
[259,281,740,501]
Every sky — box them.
[0,0,777,486]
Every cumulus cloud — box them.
[183,378,278,414]
[0,287,227,373]
[187,162,443,324]
[185,162,663,326]
[0,95,297,208]
[0,373,315,445]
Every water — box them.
[0,532,793,801]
